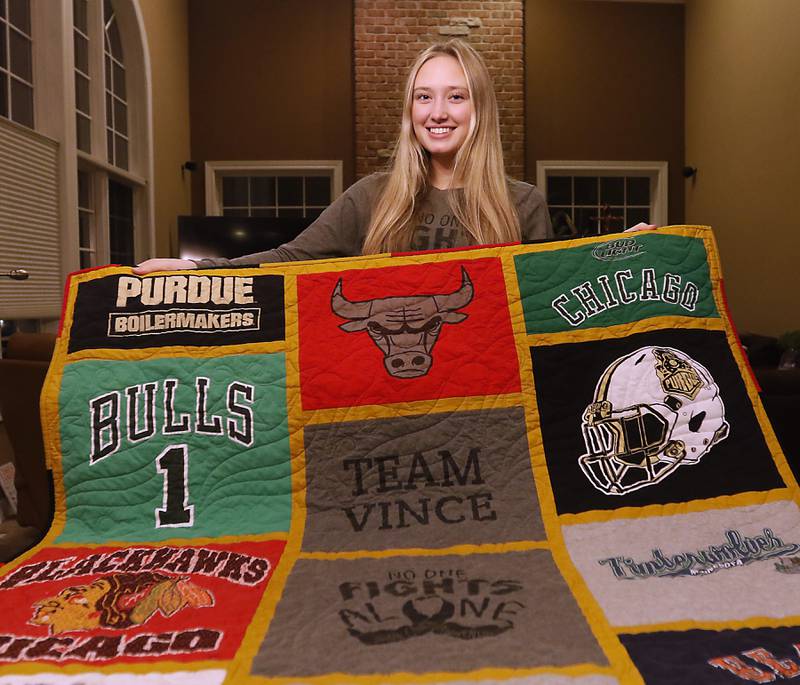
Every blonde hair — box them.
[362,39,521,254]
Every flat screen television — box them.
[177,216,312,261]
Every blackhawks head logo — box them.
[580,346,729,495]
[29,572,214,635]
[331,268,473,379]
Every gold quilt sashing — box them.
[0,226,797,685]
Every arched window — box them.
[73,0,153,270]
[0,0,153,325]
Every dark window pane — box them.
[73,0,88,34]
[78,211,91,248]
[222,208,248,217]
[550,209,576,237]
[600,177,624,205]
[251,207,277,218]
[626,207,650,226]
[109,178,132,214]
[626,176,650,206]
[9,29,31,81]
[105,55,111,90]
[108,180,134,265]
[574,176,598,205]
[106,127,113,161]
[305,207,324,220]
[547,176,571,205]
[75,72,90,114]
[278,176,303,206]
[251,176,275,206]
[0,23,6,69]
[277,207,304,218]
[114,98,127,135]
[0,1,5,18]
[598,206,625,233]
[77,170,91,208]
[80,250,92,269]
[305,176,331,205]
[222,176,248,207]
[105,91,112,126]
[10,77,32,127]
[74,32,89,74]
[114,133,128,169]
[76,113,91,152]
[575,207,599,236]
[107,17,123,60]
[9,0,29,35]
[0,72,7,117]
[113,62,126,99]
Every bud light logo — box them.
[591,238,645,262]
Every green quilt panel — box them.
[515,234,719,334]
[57,353,290,542]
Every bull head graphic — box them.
[331,267,474,378]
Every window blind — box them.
[0,119,62,320]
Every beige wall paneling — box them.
[137,0,191,258]
[685,0,800,336]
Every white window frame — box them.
[0,0,34,129]
[536,160,669,227]
[204,160,343,216]
[52,0,153,275]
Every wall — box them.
[525,0,685,223]
[685,0,800,336]
[138,0,192,257]
[188,0,354,215]
[354,0,524,179]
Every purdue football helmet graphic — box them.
[579,346,729,495]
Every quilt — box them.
[0,226,797,685]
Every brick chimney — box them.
[354,1,524,179]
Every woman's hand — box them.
[624,223,658,233]
[132,258,197,276]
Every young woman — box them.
[135,40,552,275]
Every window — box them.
[77,169,95,268]
[103,0,128,169]
[0,0,33,128]
[70,0,149,268]
[205,161,343,218]
[108,178,134,264]
[221,175,333,219]
[74,0,91,152]
[537,161,668,237]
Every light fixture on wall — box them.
[1,269,29,280]
[181,161,198,179]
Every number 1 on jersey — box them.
[156,444,194,527]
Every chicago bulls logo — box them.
[331,268,474,378]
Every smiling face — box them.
[411,55,474,168]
